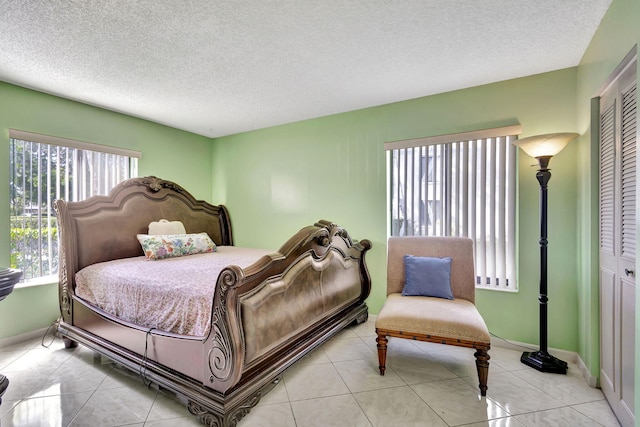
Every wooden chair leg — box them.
[474,347,490,396]
[376,331,388,376]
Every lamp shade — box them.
[513,133,579,158]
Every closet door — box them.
[599,56,636,427]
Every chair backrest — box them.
[387,236,476,303]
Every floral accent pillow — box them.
[137,233,217,260]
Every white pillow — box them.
[148,219,186,235]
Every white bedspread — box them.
[74,246,272,336]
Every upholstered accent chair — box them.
[375,236,491,395]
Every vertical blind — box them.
[9,129,140,281]
[385,125,521,291]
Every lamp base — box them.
[521,350,568,374]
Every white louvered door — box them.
[599,55,636,427]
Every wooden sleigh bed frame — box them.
[54,176,372,426]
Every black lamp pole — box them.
[520,155,568,374]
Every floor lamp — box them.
[513,132,578,374]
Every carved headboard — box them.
[54,176,233,291]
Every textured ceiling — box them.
[0,1,611,138]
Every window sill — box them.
[476,286,519,294]
[15,274,58,290]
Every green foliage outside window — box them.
[10,215,59,280]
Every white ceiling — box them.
[0,1,611,138]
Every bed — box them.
[53,176,372,426]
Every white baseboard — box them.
[576,353,599,388]
[0,327,50,348]
[490,337,577,363]
[490,336,602,388]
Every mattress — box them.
[74,246,272,336]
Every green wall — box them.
[213,68,580,352]
[574,0,640,402]
[0,82,213,340]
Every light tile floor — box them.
[0,318,621,426]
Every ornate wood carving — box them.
[313,220,352,247]
[208,307,233,383]
[208,267,243,384]
[133,175,186,193]
[53,199,74,322]
[58,250,71,319]
[187,377,279,426]
[187,401,225,427]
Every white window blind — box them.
[386,125,521,291]
[9,130,140,281]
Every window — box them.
[9,130,140,282]
[386,125,521,291]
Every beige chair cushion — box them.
[376,293,490,344]
[387,236,476,303]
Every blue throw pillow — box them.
[402,255,454,299]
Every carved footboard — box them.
[205,220,371,395]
